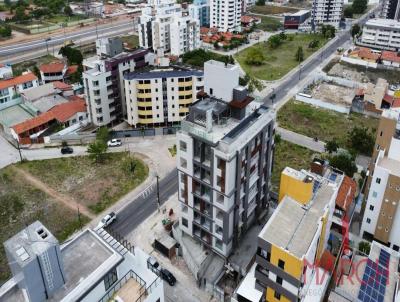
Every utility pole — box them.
[16,139,22,162]
[156,175,160,212]
[77,206,82,230]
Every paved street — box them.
[277,127,325,153]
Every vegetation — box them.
[325,139,339,154]
[358,241,371,255]
[277,100,379,150]
[0,166,90,282]
[240,73,264,93]
[120,34,139,49]
[182,49,234,67]
[235,34,328,80]
[249,5,298,15]
[168,145,177,157]
[87,127,109,163]
[272,140,317,191]
[253,15,282,32]
[18,153,149,214]
[343,0,368,18]
[12,54,57,76]
[59,45,83,65]
[347,126,375,156]
[351,24,362,39]
[321,24,336,38]
[0,22,11,38]
[328,152,358,177]
[295,46,304,62]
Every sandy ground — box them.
[312,82,355,106]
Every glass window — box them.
[104,268,118,290]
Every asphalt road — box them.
[109,169,178,237]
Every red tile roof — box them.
[53,81,72,91]
[335,176,356,212]
[383,93,393,103]
[381,51,400,63]
[358,47,380,61]
[39,62,66,73]
[391,98,400,108]
[241,15,260,24]
[0,72,37,90]
[66,65,79,75]
[318,249,336,273]
[12,100,87,135]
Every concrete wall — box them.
[295,94,350,114]
[341,56,378,69]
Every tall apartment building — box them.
[124,69,204,128]
[83,38,150,126]
[380,0,400,20]
[210,0,242,32]
[177,61,275,257]
[360,18,400,51]
[311,0,343,28]
[361,108,400,252]
[138,0,200,56]
[188,0,211,27]
[235,164,346,302]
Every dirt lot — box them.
[249,4,298,15]
[325,60,400,85]
[311,82,355,106]
[0,166,90,282]
[18,152,149,214]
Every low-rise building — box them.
[0,72,39,109]
[0,64,13,79]
[381,50,400,67]
[360,18,400,51]
[83,44,150,126]
[124,68,204,128]
[284,10,311,29]
[0,221,164,302]
[39,62,68,84]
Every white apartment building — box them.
[311,0,343,28]
[124,69,204,128]
[0,221,164,302]
[0,72,39,108]
[361,108,400,252]
[360,18,400,51]
[83,41,150,126]
[210,0,242,32]
[138,0,200,56]
[176,61,275,257]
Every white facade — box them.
[124,69,204,127]
[138,1,200,56]
[0,72,39,107]
[360,18,400,51]
[311,0,344,28]
[0,64,13,79]
[210,0,242,32]
[204,60,240,102]
[380,0,400,20]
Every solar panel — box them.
[357,250,391,302]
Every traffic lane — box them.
[111,169,178,236]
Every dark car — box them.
[160,269,176,286]
[61,146,73,154]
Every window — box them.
[366,218,371,224]
[376,178,381,184]
[274,291,281,300]
[182,218,188,227]
[278,259,285,270]
[276,276,282,285]
[180,141,187,152]
[380,131,383,136]
[209,88,213,95]
[393,245,400,252]
[369,205,374,211]
[104,268,118,290]
[372,191,378,198]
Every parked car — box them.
[61,146,73,154]
[107,139,122,147]
[160,268,176,286]
[97,212,117,229]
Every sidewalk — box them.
[277,127,326,152]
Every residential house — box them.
[381,50,400,67]
[0,72,39,108]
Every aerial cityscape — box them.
[0,0,400,301]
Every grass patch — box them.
[120,34,139,49]
[272,140,317,191]
[252,15,283,31]
[168,145,177,157]
[277,100,379,147]
[249,5,298,15]
[12,54,57,76]
[45,14,85,24]
[182,49,232,67]
[235,33,328,80]
[0,167,90,282]
[18,152,149,214]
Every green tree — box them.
[87,141,108,163]
[325,139,339,154]
[244,48,265,66]
[352,0,367,14]
[351,24,361,38]
[247,75,264,93]
[268,34,282,49]
[64,5,73,16]
[256,0,266,5]
[347,126,374,156]
[0,24,11,38]
[308,39,319,49]
[321,24,336,38]
[32,65,41,80]
[295,46,304,62]
[329,152,357,177]
[96,126,110,144]
[358,241,371,255]
[14,6,27,22]
[59,46,83,65]
[344,6,353,18]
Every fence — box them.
[295,94,351,114]
[10,18,96,34]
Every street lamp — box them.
[45,38,51,55]
[298,64,302,81]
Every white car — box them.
[107,139,122,147]
[96,212,117,229]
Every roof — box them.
[0,104,35,128]
[318,249,335,272]
[381,50,400,63]
[229,96,254,109]
[241,15,260,24]
[124,69,203,80]
[365,18,400,30]
[31,95,69,113]
[357,47,380,61]
[12,99,87,134]
[66,65,79,75]
[39,62,66,74]
[20,82,57,101]
[335,176,356,212]
[53,81,73,91]
[0,73,37,90]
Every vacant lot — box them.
[249,5,298,15]
[121,34,139,49]
[19,152,149,214]
[252,15,283,31]
[0,166,90,282]
[12,55,58,76]
[235,33,327,80]
[277,100,379,146]
[272,140,317,191]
